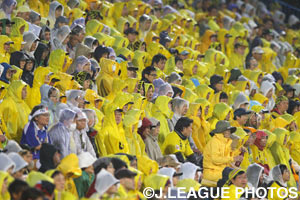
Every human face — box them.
[146,87,153,101]
[1,178,8,195]
[237,114,248,126]
[236,46,245,55]
[144,20,152,31]
[182,123,193,137]
[36,113,50,127]
[85,165,94,174]
[5,24,12,35]
[77,30,86,43]
[259,135,268,148]
[55,7,62,18]
[215,82,224,92]
[121,177,135,191]
[197,108,201,118]
[127,33,137,43]
[76,96,85,108]
[152,125,160,136]
[278,100,289,113]
[50,90,59,104]
[245,133,256,146]
[19,25,25,35]
[107,162,115,174]
[5,69,14,80]
[145,71,157,83]
[172,176,179,187]
[143,126,151,137]
[181,104,188,116]
[157,59,166,70]
[231,173,247,188]
[62,34,70,45]
[266,89,273,99]
[253,53,262,61]
[127,69,137,78]
[76,118,87,130]
[223,130,231,138]
[83,80,91,90]
[106,184,118,196]
[225,112,231,121]
[4,43,10,52]
[53,173,65,191]
[220,98,228,103]
[282,169,290,182]
[192,65,198,74]
[13,168,26,179]
[44,31,51,41]
[30,41,38,52]
[22,86,27,99]
[176,60,183,71]
[115,111,122,124]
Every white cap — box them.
[78,152,96,169]
[8,152,28,173]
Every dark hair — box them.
[71,24,84,35]
[21,188,44,200]
[111,157,128,171]
[51,170,63,178]
[93,157,112,174]
[175,56,183,64]
[142,66,156,80]
[174,117,193,132]
[279,164,288,175]
[30,105,46,121]
[115,153,137,163]
[219,92,228,100]
[151,54,167,66]
[48,87,57,98]
[94,45,109,62]
[207,5,217,12]
[232,170,245,180]
[8,180,29,197]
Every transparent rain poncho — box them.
[168,72,182,84]
[73,55,91,73]
[260,81,275,111]
[0,153,15,172]
[23,31,39,55]
[94,169,120,197]
[8,152,28,173]
[158,167,177,187]
[49,108,76,158]
[48,1,64,27]
[66,89,85,108]
[82,109,98,127]
[233,92,249,110]
[158,83,174,97]
[171,97,189,115]
[51,25,71,51]
[270,164,288,187]
[246,163,264,189]
[179,162,200,180]
[71,17,85,30]
[84,36,97,49]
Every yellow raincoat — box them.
[124,109,146,156]
[103,104,129,154]
[289,131,300,166]
[202,133,233,187]
[270,128,296,187]
[10,17,29,52]
[264,130,278,170]
[0,172,10,200]
[25,67,51,109]
[199,30,216,53]
[86,19,104,36]
[194,84,214,102]
[151,96,173,146]
[209,103,233,130]
[261,47,277,73]
[93,33,115,47]
[48,49,66,73]
[0,80,30,142]
[105,78,128,102]
[57,154,82,198]
[0,35,12,63]
[144,174,169,191]
[96,58,120,97]
[137,155,159,176]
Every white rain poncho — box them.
[48,1,64,28]
[179,162,200,180]
[23,31,39,57]
[82,109,97,127]
[51,25,71,51]
[233,92,249,110]
[223,16,235,30]
[84,36,97,49]
[78,152,97,169]
[66,89,85,108]
[94,169,119,197]
[8,152,28,173]
[158,167,177,187]
[244,3,256,18]
[260,80,275,111]
[273,10,285,24]
[293,84,300,97]
[73,55,91,73]
[288,15,299,27]
[158,83,174,97]
[0,153,15,172]
[270,164,288,187]
[3,140,22,154]
[40,84,58,124]
[167,72,182,84]
[48,109,76,158]
[168,97,189,132]
[246,163,264,189]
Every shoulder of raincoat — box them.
[0,35,12,63]
[137,155,159,176]
[0,171,10,200]
[209,103,233,130]
[0,80,30,142]
[48,49,66,73]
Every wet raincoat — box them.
[144,174,169,191]
[151,96,173,146]
[48,1,64,28]
[209,103,233,130]
[0,80,30,142]
[0,171,10,200]
[202,133,233,187]
[260,81,275,111]
[57,153,82,198]
[48,49,67,73]
[10,17,28,52]
[0,35,12,63]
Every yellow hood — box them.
[116,48,134,61]
[194,98,212,120]
[153,95,172,117]
[57,153,82,178]
[194,84,214,102]
[187,102,201,118]
[123,109,143,128]
[235,80,250,92]
[126,78,139,93]
[274,117,289,129]
[116,17,129,33]
[281,114,295,125]
[132,50,149,70]
[48,49,66,73]
[112,35,129,50]
[285,75,299,86]
[93,32,115,47]
[27,171,54,187]
[263,129,277,148]
[0,35,12,54]
[6,80,27,102]
[273,128,289,147]
[11,65,23,81]
[217,28,229,46]
[99,58,120,76]
[32,67,51,88]
[86,19,104,36]
[252,93,268,105]
[212,103,233,120]
[112,92,134,109]
[177,179,201,192]
[0,171,10,199]
[113,2,127,20]
[137,155,158,176]
[144,174,169,190]
[85,89,104,108]
[248,71,263,85]
[11,17,29,37]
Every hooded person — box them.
[22,31,39,59]
[268,164,291,199]
[9,51,28,70]
[202,120,240,187]
[144,174,170,199]
[40,85,60,125]
[260,80,275,111]
[158,167,182,188]
[96,58,120,97]
[209,102,233,130]
[51,25,71,52]
[103,104,130,155]
[179,162,201,182]
[8,152,28,180]
[0,62,17,94]
[34,43,50,67]
[48,49,67,73]
[0,80,30,142]
[48,109,76,158]
[10,17,29,52]
[0,0,17,19]
[57,153,82,198]
[0,35,13,63]
[20,105,51,160]
[39,143,60,173]
[151,95,173,146]
[48,1,64,28]
[64,89,85,110]
[0,171,11,200]
[168,97,189,132]
[246,163,267,197]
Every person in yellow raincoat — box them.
[202,120,240,187]
[123,109,147,156]
[48,49,67,73]
[229,42,247,71]
[0,35,13,63]
[144,174,170,199]
[199,29,217,53]
[0,80,30,142]
[194,84,214,102]
[0,171,10,200]
[103,104,129,154]
[96,58,120,97]
[105,78,128,102]
[25,67,51,109]
[10,17,28,52]
[208,102,233,130]
[270,128,296,187]
[151,95,173,146]
[56,153,82,198]
[221,169,248,200]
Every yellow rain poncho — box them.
[27,171,54,187]
[194,84,214,102]
[0,171,10,200]
[289,131,300,166]
[105,78,128,102]
[264,130,277,170]
[10,17,29,52]
[124,109,146,156]
[199,30,216,53]
[57,154,82,198]
[96,58,120,97]
[48,49,67,73]
[209,103,233,130]
[144,174,169,191]
[143,83,154,117]
[187,101,210,153]
[270,128,296,187]
[0,35,12,63]
[25,67,51,109]
[261,47,277,73]
[103,104,129,154]
[116,17,129,33]
[151,96,173,146]
[112,36,129,50]
[137,155,159,176]
[252,93,268,107]
[86,19,104,36]
[0,80,30,142]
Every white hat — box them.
[252,46,264,54]
[95,169,119,196]
[0,153,15,172]
[8,152,28,173]
[78,152,96,169]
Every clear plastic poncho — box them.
[158,167,177,187]
[179,162,200,180]
[94,169,120,197]
[158,83,174,97]
[73,55,91,73]
[0,153,15,172]
[246,163,264,189]
[270,165,287,187]
[233,92,249,110]
[66,89,85,108]
[23,31,39,55]
[51,25,71,51]
[8,152,28,173]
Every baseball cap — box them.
[252,46,264,54]
[115,168,137,179]
[234,108,251,118]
